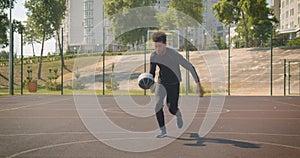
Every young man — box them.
[149,31,204,138]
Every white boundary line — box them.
[0,98,72,112]
[1,131,299,137]
[5,132,300,158]
[209,131,300,137]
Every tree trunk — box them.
[56,31,65,67]
[31,43,35,56]
[242,11,249,48]
[38,32,45,79]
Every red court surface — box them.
[0,96,299,158]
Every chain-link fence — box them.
[1,47,299,96]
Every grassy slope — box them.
[0,47,300,95]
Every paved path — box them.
[0,96,299,158]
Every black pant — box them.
[155,83,180,128]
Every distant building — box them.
[271,0,300,39]
[60,0,106,53]
[202,0,227,49]
[59,0,228,53]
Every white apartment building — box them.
[157,0,227,49]
[202,0,227,47]
[61,0,227,52]
[61,0,105,53]
[272,0,300,39]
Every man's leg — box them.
[166,83,182,128]
[155,83,167,138]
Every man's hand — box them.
[150,83,156,93]
[197,83,204,97]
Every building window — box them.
[290,21,294,28]
[290,8,294,16]
[84,18,93,27]
[84,1,93,10]
[217,26,223,31]
[85,10,92,18]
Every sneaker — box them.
[176,111,183,129]
[156,127,167,138]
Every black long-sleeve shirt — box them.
[149,47,200,85]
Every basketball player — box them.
[149,31,204,138]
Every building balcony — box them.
[279,26,300,34]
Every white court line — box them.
[11,107,300,112]
[219,117,300,120]
[264,99,300,107]
[6,137,160,158]
[5,133,300,158]
[209,131,300,137]
[0,116,299,120]
[0,116,136,119]
[217,138,300,150]
[1,131,299,137]
[0,132,90,137]
[6,139,99,158]
[0,98,72,113]
[228,109,300,112]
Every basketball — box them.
[138,73,154,89]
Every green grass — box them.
[0,87,213,96]
[1,51,218,96]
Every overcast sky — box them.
[3,0,272,57]
[1,0,55,57]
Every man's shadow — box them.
[171,133,260,148]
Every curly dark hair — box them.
[152,31,167,44]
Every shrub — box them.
[286,36,300,46]
[72,80,85,90]
[46,67,60,91]
[105,79,119,90]
[46,81,61,91]
[105,63,119,90]
[71,68,85,90]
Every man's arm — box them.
[176,53,200,83]
[149,62,156,79]
[149,62,157,93]
[176,53,204,97]
[197,82,204,97]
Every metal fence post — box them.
[21,28,24,95]
[270,25,273,96]
[228,25,231,96]
[283,59,286,96]
[61,28,64,95]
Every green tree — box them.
[213,0,276,48]
[12,19,24,34]
[104,0,157,48]
[25,0,66,79]
[212,35,227,50]
[168,0,203,24]
[156,7,201,30]
[0,0,15,48]
[155,8,178,30]
[286,36,300,47]
[160,0,203,51]
[23,20,39,56]
[0,10,9,48]
[0,50,8,59]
